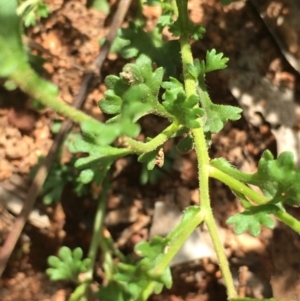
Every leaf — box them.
[88,0,110,13]
[0,0,27,77]
[247,150,300,206]
[46,246,91,282]
[205,49,229,73]
[96,282,129,301]
[170,20,206,40]
[134,236,172,289]
[135,236,167,259]
[30,156,89,205]
[177,134,194,153]
[196,84,242,133]
[100,55,170,120]
[116,23,181,77]
[181,206,201,224]
[227,204,278,236]
[187,59,242,134]
[72,138,127,184]
[138,149,158,170]
[162,78,204,128]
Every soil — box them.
[1,0,300,300]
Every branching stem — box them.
[175,0,237,297]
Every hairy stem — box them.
[9,63,100,127]
[175,0,237,297]
[125,122,181,154]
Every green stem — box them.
[175,0,237,297]
[209,165,268,205]
[125,122,180,154]
[99,235,114,281]
[175,0,196,97]
[9,64,100,127]
[86,177,110,280]
[138,208,205,301]
[274,210,300,234]
[209,165,300,234]
[193,128,236,298]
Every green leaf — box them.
[88,0,110,13]
[162,78,204,128]
[197,86,242,133]
[59,246,72,261]
[30,155,90,204]
[72,248,83,261]
[47,246,90,282]
[246,151,300,206]
[138,149,158,170]
[135,236,168,259]
[177,134,194,153]
[205,49,229,73]
[170,20,206,40]
[100,55,170,120]
[0,0,27,77]
[227,204,278,236]
[181,205,201,223]
[117,23,181,77]
[96,281,129,301]
[187,59,242,134]
[72,138,130,185]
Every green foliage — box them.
[177,133,194,153]
[112,22,181,76]
[30,156,90,205]
[138,146,175,185]
[170,20,206,40]
[88,0,110,13]
[71,138,129,184]
[100,55,170,120]
[0,0,26,77]
[162,77,204,128]
[246,150,300,207]
[96,236,172,300]
[46,247,91,282]
[188,58,242,134]
[17,0,50,27]
[205,49,229,73]
[212,151,300,207]
[227,204,278,236]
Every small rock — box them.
[7,108,36,132]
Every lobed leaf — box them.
[46,246,90,282]
[72,138,128,184]
[205,49,229,73]
[100,55,169,120]
[187,59,242,135]
[227,204,278,236]
[116,23,181,77]
[162,78,204,128]
[247,150,300,206]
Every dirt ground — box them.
[1,0,300,300]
